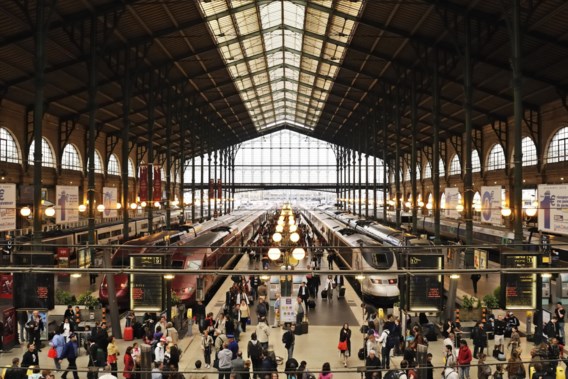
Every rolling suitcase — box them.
[321,289,328,299]
[123,326,134,341]
[301,321,309,334]
[294,324,303,336]
[307,299,316,309]
[338,287,346,298]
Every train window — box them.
[186,260,201,270]
[99,232,110,240]
[211,238,224,248]
[171,260,184,269]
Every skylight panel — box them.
[260,2,281,29]
[264,30,283,51]
[284,30,302,51]
[283,1,305,29]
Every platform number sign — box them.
[130,255,164,311]
[501,254,537,309]
[406,254,443,312]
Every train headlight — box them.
[388,279,397,285]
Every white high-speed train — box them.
[305,209,400,306]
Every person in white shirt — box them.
[442,333,457,359]
[443,362,459,379]
[99,365,118,379]
[377,328,391,369]
[366,332,379,358]
[154,340,165,363]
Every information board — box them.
[407,254,443,311]
[280,296,296,323]
[501,254,537,309]
[474,249,487,269]
[130,255,163,311]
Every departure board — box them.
[502,254,537,309]
[130,255,163,311]
[407,254,443,311]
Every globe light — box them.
[116,203,122,210]
[405,201,411,208]
[275,225,284,233]
[154,201,161,208]
[288,218,295,226]
[130,203,138,210]
[78,204,87,212]
[272,233,282,243]
[501,207,512,217]
[426,203,433,210]
[456,204,464,212]
[525,206,537,217]
[97,204,105,213]
[355,274,366,281]
[289,224,298,233]
[268,247,281,261]
[140,201,147,208]
[418,201,425,207]
[473,203,482,212]
[290,232,300,243]
[20,206,31,217]
[45,207,56,217]
[277,219,285,226]
[292,247,306,260]
[163,274,175,280]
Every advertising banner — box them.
[0,183,16,231]
[102,187,118,218]
[279,297,296,323]
[2,307,17,348]
[444,188,460,219]
[0,273,13,299]
[538,184,568,236]
[153,166,162,202]
[139,164,148,202]
[474,249,488,270]
[55,185,79,223]
[480,186,502,226]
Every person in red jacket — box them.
[123,346,134,379]
[457,339,472,379]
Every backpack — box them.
[249,341,262,360]
[282,332,289,344]
[384,370,407,379]
[386,332,398,349]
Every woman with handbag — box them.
[338,323,352,367]
[240,299,250,332]
[107,336,120,377]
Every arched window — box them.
[404,168,411,181]
[28,138,56,167]
[520,136,537,166]
[424,162,432,179]
[128,159,135,178]
[449,155,461,176]
[416,165,421,181]
[439,158,445,177]
[547,127,568,163]
[108,154,120,176]
[86,151,104,174]
[473,191,481,212]
[440,192,446,209]
[0,127,21,163]
[486,144,506,171]
[61,144,82,171]
[472,150,481,173]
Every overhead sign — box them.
[501,253,537,309]
[481,186,502,226]
[538,184,568,236]
[55,185,79,223]
[0,183,16,232]
[406,254,443,312]
[130,255,163,311]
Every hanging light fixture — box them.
[525,206,537,217]
[272,233,282,243]
[97,204,105,213]
[140,201,147,208]
[20,206,31,217]
[78,204,87,212]
[456,204,464,213]
[116,203,122,210]
[44,207,56,217]
[292,247,306,260]
[268,247,281,260]
[501,207,512,217]
[130,203,138,210]
[290,232,300,243]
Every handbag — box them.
[48,347,58,358]
[337,340,348,351]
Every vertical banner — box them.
[2,307,17,348]
[217,179,222,199]
[102,187,118,218]
[0,273,13,299]
[208,179,214,199]
[444,188,460,219]
[153,165,162,202]
[139,164,148,202]
[480,186,502,226]
[0,183,16,231]
[538,184,568,235]
[55,185,79,223]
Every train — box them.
[99,209,267,308]
[304,209,400,306]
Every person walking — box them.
[555,302,565,342]
[319,362,333,379]
[470,274,481,295]
[247,333,263,379]
[282,325,296,361]
[364,350,380,379]
[107,336,120,377]
[477,354,491,379]
[325,276,335,302]
[457,340,472,379]
[59,334,79,379]
[201,329,214,369]
[338,323,351,367]
[21,343,39,368]
[294,297,305,325]
[123,346,135,379]
[50,329,65,370]
[217,342,233,379]
[272,294,281,328]
[472,322,487,359]
[256,317,270,351]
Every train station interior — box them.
[1,0,568,378]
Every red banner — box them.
[57,247,70,276]
[153,166,162,202]
[217,179,222,199]
[208,179,214,199]
[139,165,148,202]
[2,308,17,347]
[0,273,13,299]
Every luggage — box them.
[358,347,365,360]
[321,289,328,299]
[496,352,506,361]
[123,326,134,341]
[492,348,500,359]
[338,287,346,298]
[307,299,316,309]
[294,324,303,336]
[529,366,564,379]
[360,325,369,334]
[133,322,144,338]
[423,323,437,341]
[301,321,309,334]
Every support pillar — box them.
[411,78,418,234]
[463,19,475,264]
[165,91,172,229]
[147,89,155,234]
[200,155,204,221]
[432,56,441,244]
[87,16,98,261]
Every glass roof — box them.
[198,0,364,131]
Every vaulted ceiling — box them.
[0,0,567,162]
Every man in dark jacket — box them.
[95,322,109,355]
[472,322,487,359]
[365,349,381,379]
[4,358,26,379]
[282,325,296,361]
[21,343,39,368]
[87,338,100,379]
[59,334,79,379]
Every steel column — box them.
[411,78,418,234]
[358,149,362,217]
[120,52,131,241]
[382,111,388,222]
[365,153,369,218]
[463,19,475,265]
[200,155,204,221]
[208,154,212,219]
[147,89,155,233]
[432,57,441,244]
[87,16,97,260]
[213,151,217,217]
[394,90,402,227]
[165,91,172,229]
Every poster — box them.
[153,166,162,202]
[2,308,17,347]
[55,185,79,223]
[280,297,296,323]
[480,186,502,226]
[0,183,16,231]
[0,273,13,299]
[538,184,568,235]
[102,187,118,218]
[444,188,460,219]
[139,164,148,202]
[474,249,487,270]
